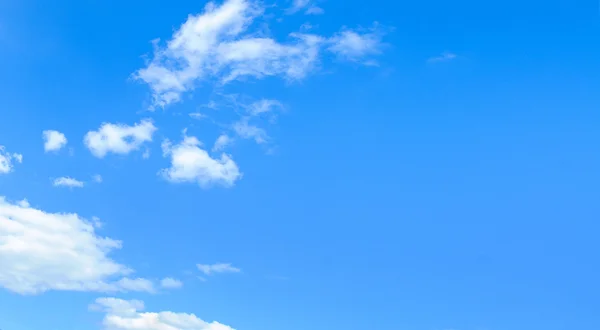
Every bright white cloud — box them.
[91,297,235,330]
[0,146,22,174]
[427,51,457,63]
[43,130,68,152]
[212,134,233,152]
[0,197,154,295]
[161,135,241,188]
[53,176,85,188]
[232,118,268,144]
[328,27,383,61]
[197,263,241,275]
[160,277,183,289]
[136,0,385,108]
[84,119,157,158]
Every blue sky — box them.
[0,0,599,329]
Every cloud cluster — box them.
[0,146,22,174]
[91,297,235,330]
[160,135,241,188]
[84,119,157,158]
[0,197,154,295]
[43,130,68,152]
[135,0,384,108]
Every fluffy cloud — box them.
[160,277,183,289]
[91,297,235,330]
[53,176,85,188]
[43,130,68,152]
[84,119,157,158]
[197,263,240,275]
[0,197,154,295]
[135,0,382,108]
[160,135,241,188]
[0,146,22,174]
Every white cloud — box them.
[232,118,268,144]
[0,146,22,174]
[53,176,85,188]
[93,174,103,183]
[91,297,235,330]
[84,119,157,158]
[116,278,155,293]
[305,5,324,14]
[0,197,154,295]
[427,51,457,63]
[160,135,241,188]
[160,277,183,289]
[197,263,241,275]
[288,0,323,15]
[135,0,332,108]
[212,134,233,152]
[43,130,68,152]
[328,27,383,61]
[247,99,283,116]
[91,216,104,229]
[190,112,207,120]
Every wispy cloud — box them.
[427,51,457,63]
[0,146,22,174]
[197,263,241,275]
[232,118,268,144]
[213,134,233,152]
[53,176,85,188]
[288,0,324,15]
[134,0,385,109]
[160,277,183,289]
[328,25,384,62]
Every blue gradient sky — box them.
[0,0,599,330]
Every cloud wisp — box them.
[197,262,241,276]
[53,176,85,188]
[0,146,22,174]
